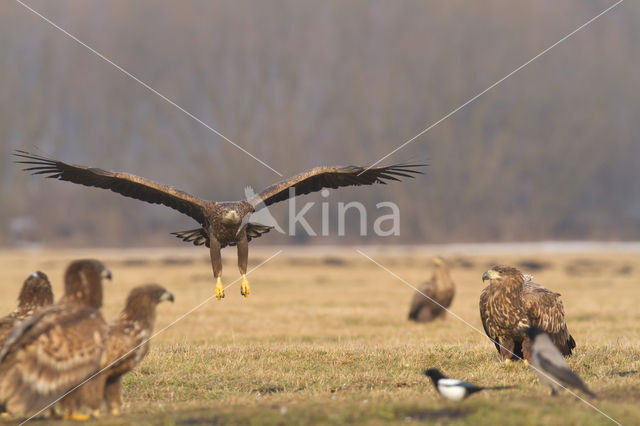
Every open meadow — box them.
[0,244,638,425]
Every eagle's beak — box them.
[482,269,499,282]
[222,210,241,224]
[101,268,113,281]
[160,291,174,303]
[433,257,443,266]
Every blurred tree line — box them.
[0,0,638,247]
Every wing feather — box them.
[522,282,574,355]
[251,164,425,208]
[0,305,106,415]
[479,286,501,353]
[14,150,207,224]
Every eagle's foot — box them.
[523,359,529,367]
[215,277,225,300]
[504,358,512,365]
[111,408,121,416]
[91,409,101,419]
[240,275,250,298]
[63,412,91,421]
[1,412,10,418]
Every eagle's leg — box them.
[209,237,224,300]
[104,376,122,415]
[500,337,515,363]
[237,231,250,297]
[522,338,532,365]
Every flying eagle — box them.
[102,284,174,415]
[0,260,111,420]
[0,271,53,344]
[408,257,455,322]
[14,150,424,300]
[479,266,575,363]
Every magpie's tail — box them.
[484,385,518,391]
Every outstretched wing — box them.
[14,150,207,224]
[251,164,425,208]
[522,282,575,355]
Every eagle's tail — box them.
[171,223,272,248]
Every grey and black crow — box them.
[524,326,596,397]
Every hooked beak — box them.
[482,269,500,282]
[101,268,113,281]
[222,210,241,225]
[160,291,174,303]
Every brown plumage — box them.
[479,266,575,362]
[102,284,174,415]
[0,260,111,418]
[0,271,53,344]
[408,257,455,322]
[14,150,424,300]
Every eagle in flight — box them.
[15,150,423,300]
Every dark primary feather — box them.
[13,150,207,224]
[251,164,425,208]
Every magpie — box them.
[524,326,596,397]
[423,368,515,401]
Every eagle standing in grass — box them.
[0,260,111,420]
[14,150,423,300]
[479,266,575,363]
[102,284,174,416]
[408,257,455,322]
[0,271,53,344]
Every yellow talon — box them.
[111,408,121,416]
[91,409,101,418]
[523,359,529,367]
[240,275,250,298]
[1,412,10,418]
[504,358,512,365]
[215,277,225,300]
[64,412,91,421]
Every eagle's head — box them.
[222,209,242,225]
[18,271,54,308]
[122,284,174,324]
[63,259,112,309]
[482,265,523,284]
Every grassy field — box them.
[0,245,638,425]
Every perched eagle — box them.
[0,271,53,344]
[14,150,423,300]
[102,284,174,415]
[479,266,575,363]
[408,257,455,322]
[0,260,111,420]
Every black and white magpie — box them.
[423,368,514,401]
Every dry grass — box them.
[0,246,638,425]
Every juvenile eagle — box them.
[102,284,173,415]
[408,257,455,322]
[15,150,424,300]
[0,271,53,344]
[479,266,575,363]
[0,260,111,420]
